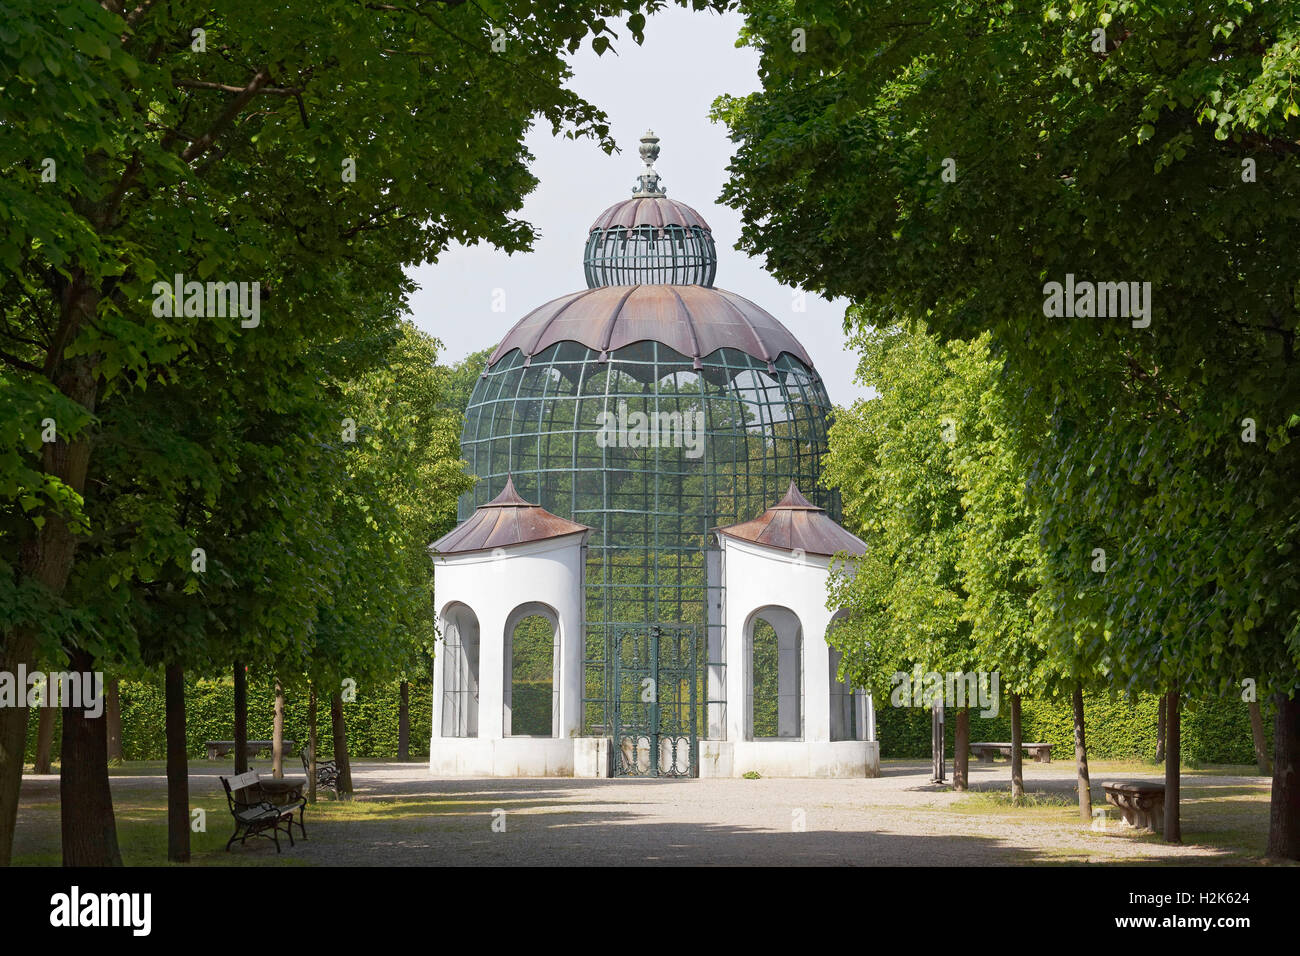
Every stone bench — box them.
[204,739,295,761]
[968,742,1053,763]
[1102,781,1165,833]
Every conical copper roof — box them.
[714,482,866,558]
[430,477,591,555]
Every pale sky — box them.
[405,6,866,406]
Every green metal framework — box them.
[583,224,717,287]
[611,623,699,777]
[457,339,838,761]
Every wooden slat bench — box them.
[204,739,295,760]
[968,742,1053,763]
[1102,781,1165,833]
[220,770,304,852]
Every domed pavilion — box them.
[430,132,878,779]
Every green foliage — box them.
[0,0,730,864]
[26,675,432,763]
[717,0,1300,705]
[876,693,1271,765]
[510,682,556,739]
[751,618,780,737]
[302,323,472,689]
[510,615,555,735]
[824,323,1051,700]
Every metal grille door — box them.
[611,625,699,777]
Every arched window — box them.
[747,607,802,740]
[441,604,480,738]
[828,645,857,742]
[504,604,559,737]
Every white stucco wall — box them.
[429,532,587,775]
[714,535,879,777]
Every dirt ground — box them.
[12,757,1278,866]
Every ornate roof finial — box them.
[631,129,666,197]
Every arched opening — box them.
[747,606,802,740]
[828,645,856,742]
[504,603,559,737]
[441,604,480,738]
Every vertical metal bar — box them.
[649,624,660,778]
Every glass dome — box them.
[455,132,838,737]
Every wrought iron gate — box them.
[611,624,699,777]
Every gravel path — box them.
[16,760,1271,865]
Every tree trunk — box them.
[165,663,189,863]
[398,681,410,762]
[105,677,122,764]
[1155,693,1166,763]
[1072,684,1092,822]
[1165,687,1181,843]
[330,690,353,797]
[1267,692,1300,860]
[307,687,318,804]
[1249,699,1270,776]
[0,629,37,864]
[0,289,102,866]
[35,706,57,774]
[272,680,285,779]
[953,707,969,791]
[233,661,247,773]
[929,700,945,783]
[60,649,121,866]
[1009,693,1024,804]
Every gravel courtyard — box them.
[14,758,1276,866]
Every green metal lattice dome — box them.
[456,131,837,734]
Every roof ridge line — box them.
[526,287,605,359]
[597,285,640,356]
[666,286,703,362]
[712,287,773,364]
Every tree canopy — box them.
[717,0,1300,856]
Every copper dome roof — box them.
[714,483,866,558]
[430,477,591,555]
[589,196,712,236]
[486,284,815,370]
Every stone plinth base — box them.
[698,740,879,778]
[428,737,576,776]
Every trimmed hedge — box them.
[26,674,433,763]
[876,691,1273,764]
[510,681,554,736]
[25,675,1269,765]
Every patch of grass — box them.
[1086,759,1259,778]
[954,790,1077,812]
[742,771,761,780]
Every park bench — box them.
[301,745,341,797]
[204,738,295,760]
[968,741,1053,763]
[219,770,305,853]
[1102,781,1165,833]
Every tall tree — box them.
[1,0,713,865]
[827,322,1052,801]
[824,322,976,782]
[717,0,1300,858]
